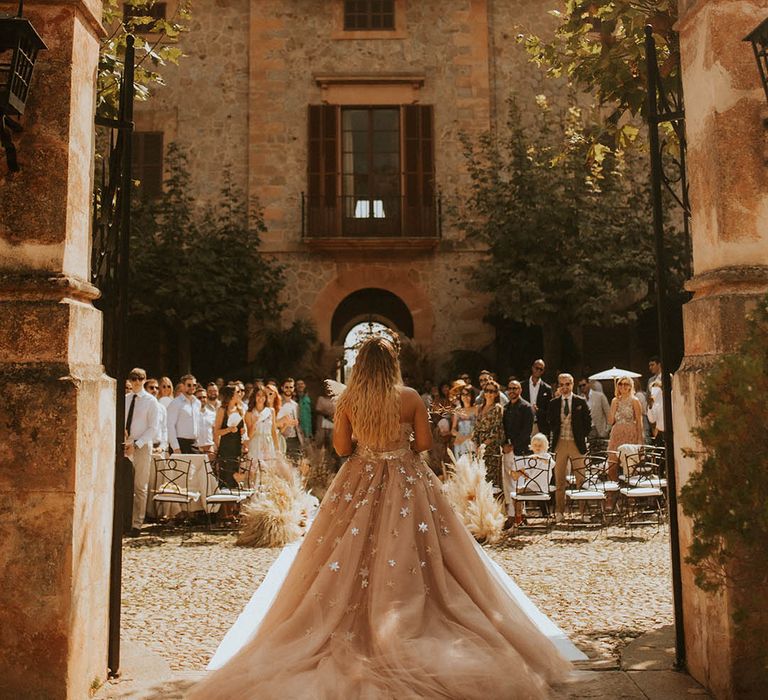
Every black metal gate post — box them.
[92,35,135,678]
[644,25,689,671]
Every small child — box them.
[505,433,553,525]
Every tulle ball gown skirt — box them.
[188,443,570,699]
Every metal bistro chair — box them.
[509,454,554,528]
[204,455,254,528]
[565,455,620,526]
[152,457,199,532]
[617,446,666,529]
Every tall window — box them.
[342,108,400,235]
[123,2,167,25]
[132,131,164,198]
[307,105,435,238]
[343,0,395,30]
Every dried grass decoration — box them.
[442,446,505,544]
[299,442,335,502]
[236,469,318,548]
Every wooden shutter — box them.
[403,105,435,237]
[307,105,339,237]
[132,132,164,198]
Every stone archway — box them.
[331,288,414,345]
[310,266,434,349]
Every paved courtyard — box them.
[120,523,674,672]
[95,522,712,698]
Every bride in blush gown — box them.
[188,337,571,699]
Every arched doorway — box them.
[331,288,414,344]
[330,288,414,381]
[342,320,398,380]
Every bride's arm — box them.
[410,391,433,452]
[333,409,353,456]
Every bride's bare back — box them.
[334,386,432,455]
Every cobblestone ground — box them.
[121,523,673,672]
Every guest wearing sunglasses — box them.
[167,374,202,454]
[472,380,506,490]
[451,387,478,459]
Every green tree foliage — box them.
[522,0,678,146]
[130,144,285,373]
[98,0,190,119]
[252,319,319,381]
[680,297,768,597]
[454,95,686,366]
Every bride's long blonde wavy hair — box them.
[336,336,402,447]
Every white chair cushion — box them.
[566,490,606,501]
[511,492,550,501]
[619,487,663,497]
[206,494,248,503]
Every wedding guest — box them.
[429,381,454,473]
[167,374,201,454]
[214,385,248,489]
[451,386,478,459]
[315,385,336,450]
[124,367,160,537]
[420,379,433,409]
[633,378,651,443]
[124,379,132,394]
[158,377,174,407]
[607,377,644,487]
[196,385,218,455]
[647,356,662,395]
[472,379,506,491]
[144,377,167,453]
[215,376,225,390]
[245,386,279,462]
[647,381,665,446]
[475,371,509,407]
[578,377,610,440]
[295,379,313,441]
[547,373,592,522]
[521,359,552,437]
[502,381,535,455]
[277,377,302,462]
[504,432,552,528]
[501,380,535,525]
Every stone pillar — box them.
[675,1,768,698]
[0,2,113,699]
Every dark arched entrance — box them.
[331,288,414,345]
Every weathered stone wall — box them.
[134,0,572,370]
[674,1,768,698]
[0,1,116,698]
[133,0,251,203]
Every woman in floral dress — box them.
[472,379,506,492]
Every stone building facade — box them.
[133,0,561,374]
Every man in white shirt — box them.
[647,382,665,446]
[578,377,610,439]
[166,373,201,454]
[124,367,160,536]
[647,356,662,395]
[195,384,218,454]
[278,377,302,462]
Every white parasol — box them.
[588,367,642,381]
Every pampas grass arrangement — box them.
[236,470,318,548]
[442,447,505,544]
[299,442,336,501]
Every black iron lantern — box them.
[744,17,768,105]
[0,1,46,117]
[0,1,46,171]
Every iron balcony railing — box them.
[301,193,442,239]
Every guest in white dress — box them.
[245,387,279,462]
